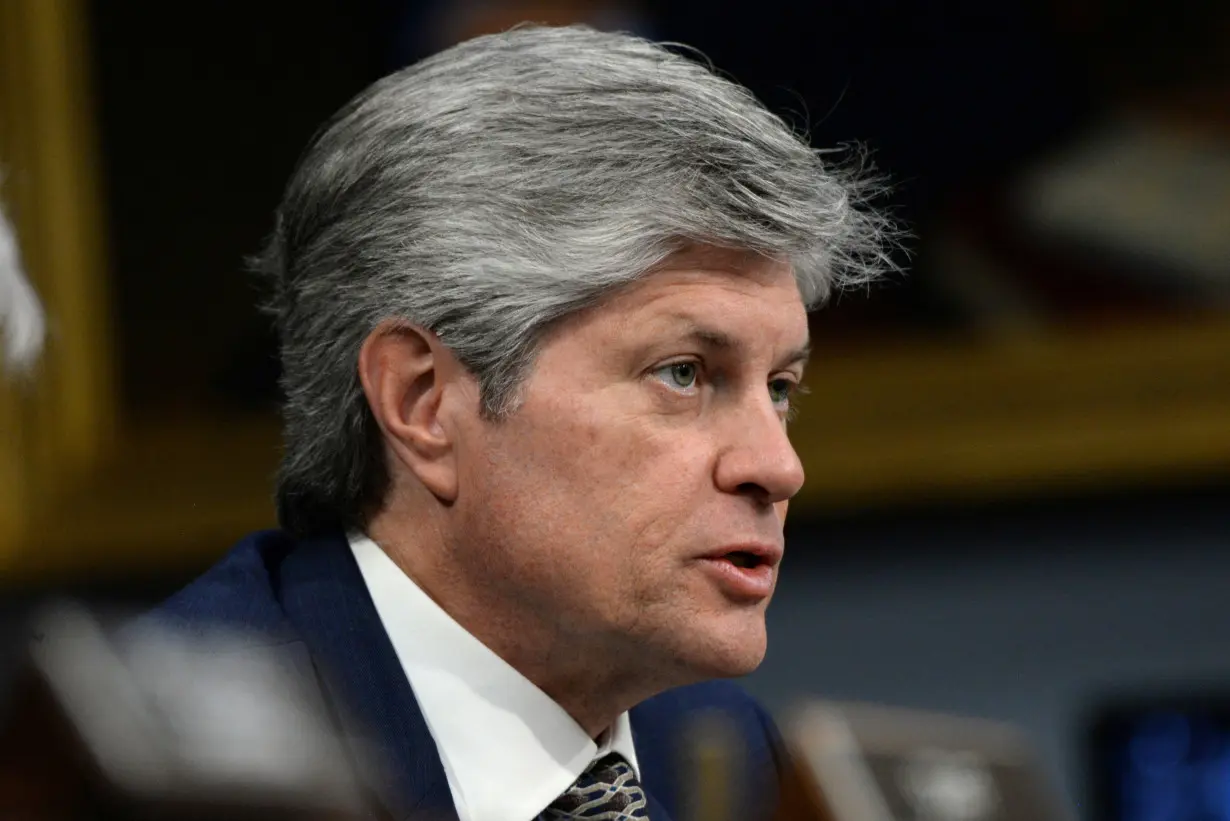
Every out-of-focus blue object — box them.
[1094,704,1230,821]
[1121,712,1230,821]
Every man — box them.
[157,24,889,821]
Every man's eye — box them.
[769,378,795,406]
[653,362,699,391]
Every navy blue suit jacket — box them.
[153,529,786,821]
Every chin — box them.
[678,613,768,679]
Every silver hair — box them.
[259,24,896,535]
[0,196,45,375]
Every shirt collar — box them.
[348,532,640,821]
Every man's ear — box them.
[358,321,466,503]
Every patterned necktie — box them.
[541,754,650,820]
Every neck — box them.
[366,511,672,738]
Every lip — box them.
[701,542,783,568]
[695,542,783,601]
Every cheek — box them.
[587,430,717,593]
[573,415,704,510]
[473,396,715,577]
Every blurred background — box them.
[2,0,1229,818]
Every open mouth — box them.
[725,551,762,569]
[699,547,777,599]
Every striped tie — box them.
[541,754,650,821]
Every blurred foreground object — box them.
[0,602,367,820]
[0,197,44,374]
[679,710,747,821]
[781,701,1075,821]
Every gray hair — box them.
[260,24,894,535]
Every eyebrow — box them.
[675,323,811,370]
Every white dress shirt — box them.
[348,532,641,821]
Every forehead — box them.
[594,250,807,340]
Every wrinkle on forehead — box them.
[606,254,802,320]
[539,247,806,358]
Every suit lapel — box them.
[643,788,675,821]
[630,708,681,821]
[277,531,458,821]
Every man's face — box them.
[453,250,809,682]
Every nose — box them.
[713,393,806,506]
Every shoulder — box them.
[632,678,781,755]
[149,529,298,639]
[631,680,784,821]
[634,678,773,720]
